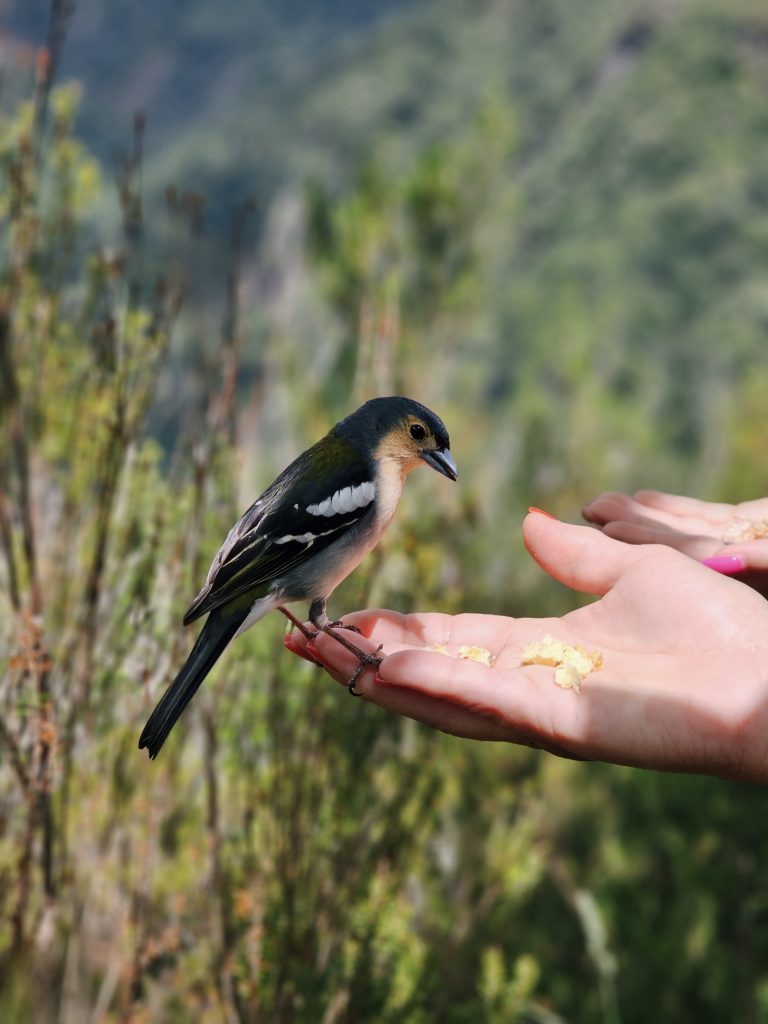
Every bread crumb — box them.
[426,643,451,656]
[425,643,495,666]
[521,634,603,694]
[722,518,768,544]
[457,645,494,666]
[554,663,583,693]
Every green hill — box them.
[8,0,767,563]
[4,0,766,576]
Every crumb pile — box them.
[424,635,604,692]
[520,634,603,694]
[722,518,768,544]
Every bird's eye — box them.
[410,423,427,441]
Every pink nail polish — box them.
[306,642,333,669]
[700,555,747,576]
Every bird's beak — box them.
[421,447,458,481]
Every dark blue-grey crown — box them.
[336,396,451,450]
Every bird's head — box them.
[339,397,458,481]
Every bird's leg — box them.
[278,605,317,640]
[309,598,383,696]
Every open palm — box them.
[287,514,768,783]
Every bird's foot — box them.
[346,646,384,696]
[321,622,383,696]
[328,619,363,635]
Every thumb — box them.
[523,510,651,596]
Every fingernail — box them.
[528,506,557,520]
[700,555,747,576]
[283,634,320,665]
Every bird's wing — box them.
[183,446,376,624]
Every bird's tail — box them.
[139,607,247,759]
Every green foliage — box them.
[2,1,768,1021]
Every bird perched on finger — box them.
[139,396,457,758]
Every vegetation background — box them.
[1,0,768,1020]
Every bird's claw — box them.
[346,644,383,696]
[329,619,363,635]
[316,621,383,696]
[347,671,364,696]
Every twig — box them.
[0,713,30,790]
[203,709,249,1024]
[0,311,22,613]
[11,793,36,948]
[0,308,42,614]
[210,200,255,445]
[32,0,75,166]
[0,299,57,914]
[0,488,20,613]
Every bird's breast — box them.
[372,457,406,530]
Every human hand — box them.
[285,513,768,783]
[583,490,768,596]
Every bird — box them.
[138,396,457,758]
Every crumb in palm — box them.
[722,518,768,544]
[426,642,495,666]
[458,644,494,666]
[521,634,603,694]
